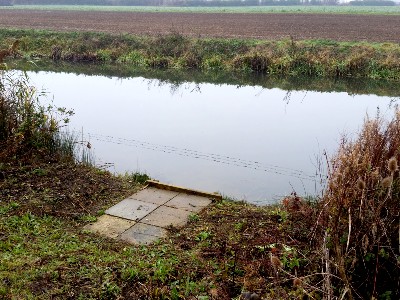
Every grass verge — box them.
[1,29,400,80]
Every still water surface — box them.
[28,71,397,204]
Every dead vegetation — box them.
[0,40,20,63]
[320,108,400,299]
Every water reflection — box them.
[14,59,400,98]
[28,71,397,204]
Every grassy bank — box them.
[1,29,400,80]
[0,176,318,299]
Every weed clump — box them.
[0,69,74,163]
[322,109,400,299]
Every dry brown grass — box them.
[321,108,400,299]
[0,40,20,63]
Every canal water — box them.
[27,71,397,204]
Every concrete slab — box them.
[128,187,179,205]
[128,222,168,236]
[120,231,162,245]
[147,180,222,200]
[165,193,213,212]
[83,215,135,239]
[119,223,168,245]
[105,198,158,221]
[142,206,193,228]
[86,183,216,245]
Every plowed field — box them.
[1,9,399,43]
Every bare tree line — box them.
[0,0,345,7]
[1,0,397,8]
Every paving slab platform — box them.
[83,181,221,245]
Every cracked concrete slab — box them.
[142,205,193,228]
[119,223,167,244]
[105,198,158,221]
[120,232,161,245]
[83,215,135,239]
[165,193,213,212]
[128,187,179,205]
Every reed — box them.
[321,109,400,299]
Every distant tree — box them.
[349,0,396,5]
[0,0,13,6]
[323,0,338,5]
[10,0,344,5]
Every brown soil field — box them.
[0,9,399,43]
